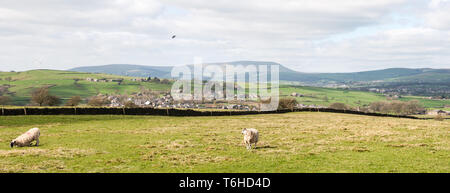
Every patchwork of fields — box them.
[0,112,448,173]
[1,70,448,109]
[0,70,171,105]
[279,85,450,108]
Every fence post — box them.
[74,107,77,115]
[1,107,3,116]
[166,108,169,116]
[123,107,126,115]
[23,107,27,115]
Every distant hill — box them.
[70,61,450,84]
[70,64,173,78]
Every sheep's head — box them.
[10,140,15,148]
[241,128,247,135]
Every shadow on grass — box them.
[255,145,277,149]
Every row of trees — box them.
[277,97,424,115]
[368,100,424,115]
[327,100,424,115]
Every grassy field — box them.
[0,112,448,173]
[0,70,172,105]
[279,85,450,108]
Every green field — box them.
[0,112,448,173]
[279,85,449,108]
[0,70,172,105]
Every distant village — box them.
[101,91,326,111]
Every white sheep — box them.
[241,128,259,150]
[10,128,40,148]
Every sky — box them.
[0,0,449,72]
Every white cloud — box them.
[0,0,448,72]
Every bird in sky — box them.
[172,35,176,39]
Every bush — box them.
[278,98,298,110]
[329,102,348,110]
[434,115,444,121]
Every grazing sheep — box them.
[10,128,40,148]
[241,128,259,150]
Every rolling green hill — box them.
[1,69,447,108]
[0,70,172,105]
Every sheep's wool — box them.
[12,128,40,147]
[243,128,259,149]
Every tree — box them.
[0,96,10,105]
[404,100,424,115]
[124,101,138,108]
[87,95,110,107]
[66,96,82,106]
[434,115,444,121]
[31,87,48,106]
[329,102,348,110]
[31,87,61,106]
[161,79,170,84]
[369,100,424,115]
[150,77,160,83]
[45,95,61,106]
[278,98,298,110]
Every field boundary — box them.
[0,107,440,119]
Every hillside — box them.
[0,70,172,105]
[69,62,450,96]
[280,85,449,108]
[69,62,450,83]
[0,69,448,108]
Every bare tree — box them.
[329,102,348,110]
[65,96,82,106]
[0,96,11,105]
[31,87,50,106]
[124,101,138,108]
[369,100,424,115]
[87,95,110,107]
[45,95,61,106]
[278,98,298,110]
[31,87,60,106]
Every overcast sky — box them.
[0,0,449,72]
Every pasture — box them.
[0,112,448,173]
